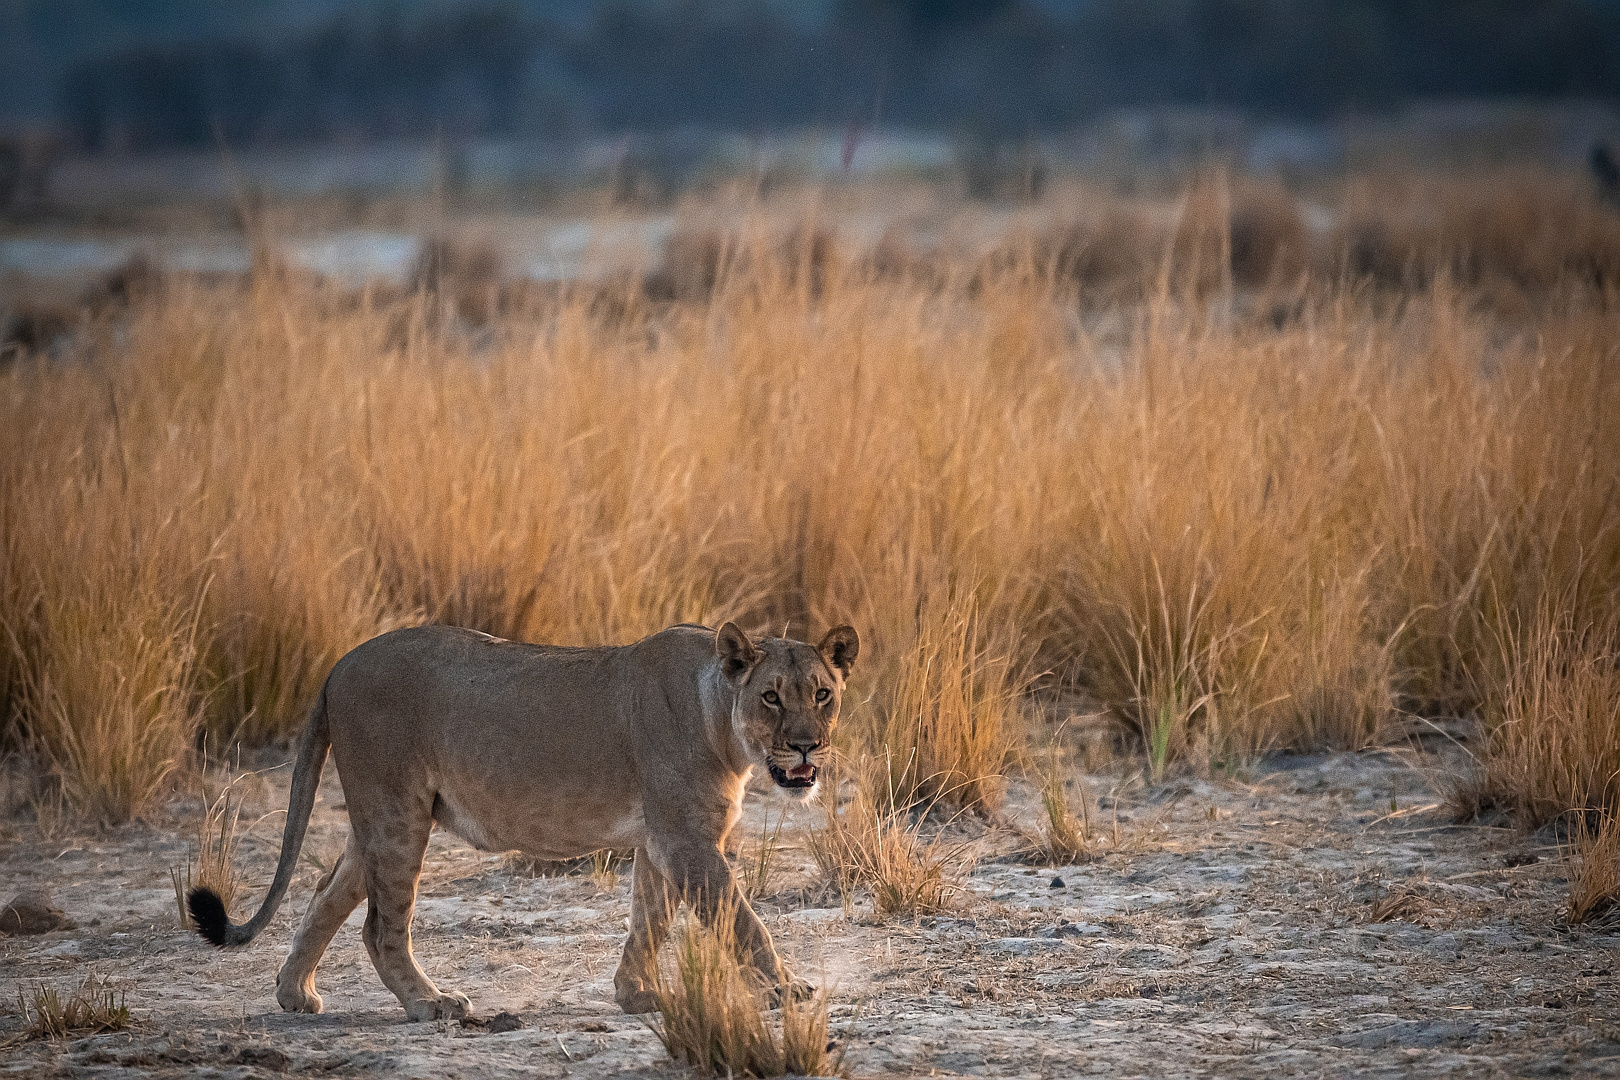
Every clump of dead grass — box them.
[1335,169,1620,292]
[854,589,1020,815]
[1366,884,1432,925]
[1025,744,1097,865]
[1460,606,1620,829]
[13,971,131,1041]
[3,556,207,825]
[1563,814,1620,927]
[808,760,961,918]
[648,900,841,1077]
[169,772,247,929]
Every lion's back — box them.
[318,621,720,857]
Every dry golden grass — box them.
[169,774,247,929]
[13,972,131,1041]
[649,900,841,1077]
[1564,814,1620,927]
[854,588,1021,814]
[1028,746,1096,865]
[1458,606,1620,828]
[2,549,206,825]
[808,761,961,917]
[1334,169,1620,292]
[0,171,1616,831]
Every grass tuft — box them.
[1563,815,1620,927]
[14,972,131,1040]
[1460,605,1620,828]
[169,773,247,929]
[808,759,961,918]
[856,589,1020,815]
[1029,746,1096,865]
[648,897,841,1077]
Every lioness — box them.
[189,620,857,1021]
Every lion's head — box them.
[715,622,858,797]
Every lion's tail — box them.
[190,680,332,948]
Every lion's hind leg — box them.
[356,807,470,1022]
[277,832,366,1014]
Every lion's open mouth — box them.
[767,761,818,789]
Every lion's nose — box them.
[787,742,820,757]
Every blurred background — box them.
[1,0,1618,283]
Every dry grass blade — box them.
[15,971,131,1040]
[1030,745,1096,865]
[807,760,961,918]
[648,899,841,1078]
[739,811,785,900]
[169,774,247,929]
[1366,886,1429,924]
[1563,814,1620,927]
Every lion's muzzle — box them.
[767,761,818,788]
[767,742,823,789]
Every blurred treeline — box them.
[56,0,1620,153]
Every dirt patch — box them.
[2,750,1617,1078]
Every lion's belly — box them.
[431,784,648,859]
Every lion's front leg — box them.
[665,845,805,1002]
[614,847,677,1014]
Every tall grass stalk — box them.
[170,773,247,928]
[1461,604,1620,828]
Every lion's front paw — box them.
[275,974,323,1014]
[767,978,815,1008]
[614,969,661,1015]
[615,982,659,1015]
[404,991,471,1022]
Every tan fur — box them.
[205,621,857,1021]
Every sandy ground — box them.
[2,747,1617,1079]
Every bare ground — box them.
[2,747,1617,1079]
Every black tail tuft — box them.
[188,887,231,946]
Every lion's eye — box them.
[762,690,781,706]
[815,688,831,703]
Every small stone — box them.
[0,889,74,935]
[487,1011,524,1033]
[462,1011,525,1033]
[1050,876,1066,889]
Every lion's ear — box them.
[818,625,859,680]
[716,622,761,682]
